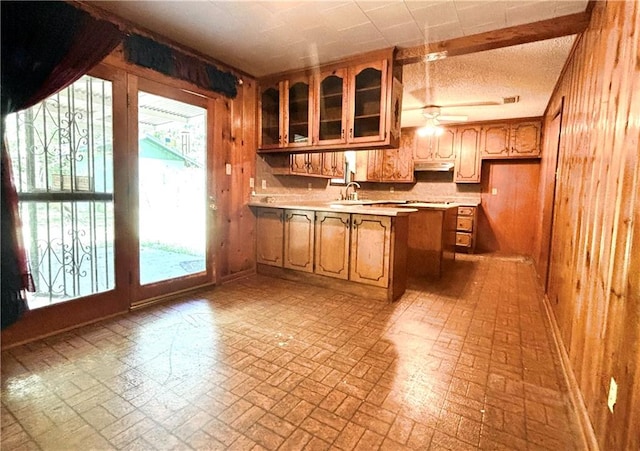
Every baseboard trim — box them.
[220,269,256,284]
[541,293,600,451]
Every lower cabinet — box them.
[455,206,477,253]
[314,211,350,280]
[254,206,408,301]
[349,214,391,288]
[256,207,284,266]
[284,210,315,272]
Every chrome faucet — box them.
[345,181,361,201]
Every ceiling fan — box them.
[403,97,520,135]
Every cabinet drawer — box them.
[456,217,473,232]
[457,206,475,217]
[456,232,472,247]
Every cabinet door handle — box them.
[341,129,345,140]
[349,128,353,139]
[284,133,288,144]
[278,134,282,144]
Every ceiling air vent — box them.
[503,96,520,104]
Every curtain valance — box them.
[124,34,239,99]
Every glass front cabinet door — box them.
[315,69,348,146]
[286,76,312,148]
[259,81,283,149]
[348,60,388,143]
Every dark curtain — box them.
[1,1,123,329]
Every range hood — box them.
[413,161,455,172]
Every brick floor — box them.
[1,255,583,450]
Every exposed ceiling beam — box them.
[396,11,592,65]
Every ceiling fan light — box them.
[417,124,443,137]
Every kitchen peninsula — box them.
[250,200,457,302]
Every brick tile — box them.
[278,427,313,450]
[333,421,366,450]
[244,422,286,450]
[258,412,296,438]
[387,414,415,445]
[354,429,384,450]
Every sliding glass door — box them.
[4,69,216,334]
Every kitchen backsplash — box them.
[255,154,481,204]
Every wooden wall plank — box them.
[533,1,640,449]
[477,160,540,255]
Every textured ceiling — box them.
[401,34,576,126]
[92,0,586,123]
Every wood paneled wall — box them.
[533,1,640,449]
[214,78,258,282]
[477,161,541,255]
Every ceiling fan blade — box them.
[439,100,503,108]
[438,115,468,122]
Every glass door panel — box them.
[318,72,346,144]
[353,67,382,139]
[260,84,281,148]
[137,91,207,286]
[287,80,310,146]
[6,75,117,309]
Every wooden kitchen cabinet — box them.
[256,207,284,266]
[316,68,348,146]
[254,205,410,302]
[454,125,482,183]
[290,152,323,176]
[314,211,350,280]
[259,81,283,150]
[414,127,456,162]
[455,205,477,253]
[258,48,402,152]
[321,151,345,178]
[354,131,414,183]
[283,210,315,273]
[349,214,392,288]
[289,152,343,178]
[259,75,313,150]
[481,119,541,158]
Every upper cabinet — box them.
[287,76,313,148]
[259,81,282,150]
[354,132,414,183]
[258,48,402,153]
[413,127,456,162]
[481,119,541,158]
[454,125,482,183]
[316,69,348,146]
[259,76,313,150]
[348,61,387,143]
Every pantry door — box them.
[129,76,216,304]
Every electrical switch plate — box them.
[225,163,232,175]
[307,183,312,191]
[608,377,617,413]
[390,186,394,193]
[261,179,267,190]
[249,177,255,188]
[491,188,498,195]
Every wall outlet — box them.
[261,179,267,190]
[390,186,394,193]
[307,182,312,191]
[491,188,498,195]
[249,177,255,188]
[608,377,618,413]
[225,163,232,175]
